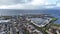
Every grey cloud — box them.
[0,0,16,5]
[0,0,32,5]
[0,0,59,9]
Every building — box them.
[0,19,11,34]
[26,17,52,27]
[33,29,43,34]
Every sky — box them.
[0,0,60,9]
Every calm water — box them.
[0,9,60,24]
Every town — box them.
[0,14,60,34]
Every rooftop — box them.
[0,20,11,23]
[29,18,52,27]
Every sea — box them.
[0,9,60,24]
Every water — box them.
[0,9,60,24]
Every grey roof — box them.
[0,20,10,23]
[30,18,50,27]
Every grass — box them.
[25,31,29,34]
[51,18,58,22]
[51,23,60,27]
[50,18,60,27]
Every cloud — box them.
[0,0,32,5]
[0,4,40,9]
[0,0,59,9]
[0,0,46,9]
[0,4,24,9]
[56,3,60,7]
